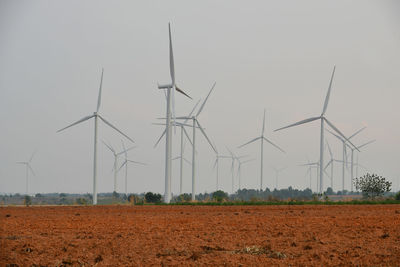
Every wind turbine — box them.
[212,149,230,192]
[238,109,285,191]
[157,23,191,203]
[327,126,365,191]
[299,161,320,192]
[16,151,36,195]
[154,101,200,197]
[346,139,376,191]
[275,66,358,193]
[173,83,218,201]
[271,166,287,190]
[226,147,248,193]
[57,69,134,205]
[118,140,146,196]
[102,140,135,193]
[237,158,255,190]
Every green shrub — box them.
[354,173,391,199]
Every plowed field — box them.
[1,205,400,266]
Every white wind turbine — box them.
[324,141,335,190]
[226,147,248,193]
[16,151,36,195]
[154,100,200,197]
[237,158,255,190]
[212,149,231,192]
[57,69,134,205]
[238,109,285,190]
[275,66,358,193]
[326,127,365,191]
[157,23,191,203]
[102,140,135,193]
[346,139,376,191]
[174,83,218,201]
[299,161,320,192]
[118,140,146,196]
[271,166,287,190]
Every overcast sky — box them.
[1,0,399,195]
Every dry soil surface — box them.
[1,205,400,266]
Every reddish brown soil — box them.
[1,205,400,266]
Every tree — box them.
[24,195,32,206]
[325,187,334,195]
[145,192,162,203]
[354,173,391,199]
[212,190,228,202]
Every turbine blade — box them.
[98,115,135,143]
[326,128,344,142]
[196,82,216,117]
[175,85,192,99]
[183,158,191,165]
[57,114,95,133]
[97,68,104,112]
[121,140,127,158]
[262,109,266,136]
[357,139,376,150]
[182,126,193,146]
[117,146,136,156]
[183,99,201,124]
[172,156,180,161]
[117,160,127,172]
[212,159,218,170]
[326,140,333,158]
[322,66,336,115]
[263,137,285,153]
[324,118,359,151]
[349,126,367,140]
[274,116,320,132]
[127,160,146,165]
[168,23,175,86]
[238,137,261,148]
[29,150,37,163]
[324,159,333,171]
[196,120,217,154]
[102,140,115,153]
[154,128,166,148]
[28,164,35,176]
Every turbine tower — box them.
[212,149,230,192]
[157,23,191,203]
[275,66,358,194]
[238,109,285,190]
[57,69,134,205]
[102,140,135,193]
[16,151,36,195]
[226,147,248,193]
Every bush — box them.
[212,190,228,202]
[395,192,400,201]
[354,173,391,199]
[145,192,162,203]
[76,198,88,205]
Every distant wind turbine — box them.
[271,166,287,190]
[157,23,191,203]
[173,83,218,201]
[16,150,36,195]
[226,147,248,193]
[102,140,135,193]
[212,149,230,192]
[237,158,254,190]
[275,66,358,193]
[327,126,365,191]
[238,109,285,190]
[118,140,146,196]
[57,69,134,205]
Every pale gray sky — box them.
[1,0,399,195]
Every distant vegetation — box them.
[1,180,398,206]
